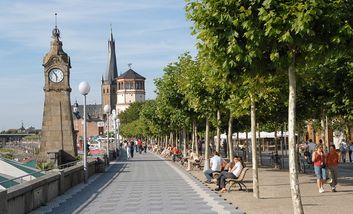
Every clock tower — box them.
[40,23,77,164]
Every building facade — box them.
[116,68,146,113]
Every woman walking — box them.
[312,144,327,193]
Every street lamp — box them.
[78,81,90,184]
[112,110,118,159]
[116,118,120,151]
[103,105,111,162]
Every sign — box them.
[97,121,104,127]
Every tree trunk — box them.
[204,118,210,170]
[258,124,262,166]
[288,58,304,213]
[183,128,187,158]
[195,120,199,156]
[321,116,325,146]
[275,129,278,154]
[251,95,259,199]
[228,115,233,160]
[165,135,168,148]
[192,119,195,153]
[216,110,221,152]
[246,130,249,162]
[325,116,329,148]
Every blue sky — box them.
[0,0,197,130]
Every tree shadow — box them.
[39,152,128,213]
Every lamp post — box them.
[112,110,118,159]
[103,105,111,162]
[116,118,120,152]
[78,81,90,184]
[72,101,80,149]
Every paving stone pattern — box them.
[32,151,243,214]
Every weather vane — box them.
[128,63,132,69]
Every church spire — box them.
[104,26,118,83]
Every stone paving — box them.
[31,150,243,214]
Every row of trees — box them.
[118,1,352,213]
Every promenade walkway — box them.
[31,151,243,214]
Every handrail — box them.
[57,160,81,169]
[0,170,46,186]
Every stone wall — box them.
[0,160,101,214]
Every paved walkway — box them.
[31,151,243,214]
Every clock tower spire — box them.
[41,14,76,165]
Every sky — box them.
[0,0,197,131]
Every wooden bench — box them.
[225,167,249,192]
[191,156,204,169]
[212,171,221,180]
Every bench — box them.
[225,167,249,192]
[193,156,204,169]
[212,171,221,180]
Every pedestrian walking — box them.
[340,141,347,163]
[126,142,131,159]
[130,141,134,158]
[327,144,339,192]
[349,143,353,162]
[222,139,227,158]
[312,144,327,193]
[143,141,147,153]
[308,139,316,160]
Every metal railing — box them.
[57,160,81,169]
[0,170,46,188]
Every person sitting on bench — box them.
[215,156,244,192]
[186,150,200,171]
[203,151,223,183]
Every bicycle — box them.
[298,153,312,173]
[270,152,282,169]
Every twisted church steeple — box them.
[104,27,118,84]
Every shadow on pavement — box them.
[46,151,128,214]
[127,159,170,162]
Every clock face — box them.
[49,68,64,83]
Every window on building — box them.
[136,81,143,89]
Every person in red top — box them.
[327,144,339,192]
[312,144,327,193]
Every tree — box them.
[186,0,274,198]
[258,0,353,212]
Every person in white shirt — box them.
[203,151,224,183]
[308,139,316,159]
[215,156,244,192]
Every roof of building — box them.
[0,158,44,189]
[118,68,145,80]
[72,103,103,121]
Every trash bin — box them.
[95,157,105,173]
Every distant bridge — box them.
[0,133,35,144]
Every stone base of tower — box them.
[39,148,77,167]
